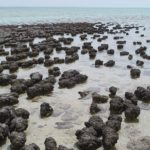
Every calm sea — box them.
[0,7,150,25]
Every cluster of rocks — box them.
[0,106,30,149]
[48,67,61,77]
[76,83,150,150]
[0,22,149,149]
[59,70,88,88]
[75,115,120,150]
[95,59,115,67]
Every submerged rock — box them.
[127,136,150,150]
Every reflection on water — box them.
[1,25,150,150]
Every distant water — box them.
[0,7,150,25]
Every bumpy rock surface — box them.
[0,93,19,107]
[59,70,88,88]
[45,137,57,150]
[9,131,26,150]
[21,143,40,150]
[40,102,53,118]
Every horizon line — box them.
[0,6,150,8]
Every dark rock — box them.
[117,44,123,49]
[99,44,109,51]
[125,92,137,105]
[54,57,64,64]
[0,65,3,73]
[92,93,108,103]
[0,93,19,107]
[81,49,88,55]
[44,59,54,67]
[102,126,119,150]
[21,60,36,68]
[59,70,88,88]
[21,143,40,150]
[120,51,129,56]
[95,59,103,67]
[30,72,43,83]
[15,108,30,119]
[48,67,61,77]
[27,78,54,99]
[125,104,140,121]
[116,41,126,44]
[85,116,104,135]
[76,127,97,140]
[58,145,74,150]
[9,131,26,150]
[130,69,141,79]
[106,115,122,131]
[136,60,144,66]
[134,87,150,102]
[0,74,12,86]
[10,79,27,94]
[110,97,124,114]
[104,60,115,67]
[0,123,9,145]
[9,63,19,73]
[80,34,87,40]
[109,86,117,96]
[107,49,114,55]
[127,65,133,69]
[76,133,101,150]
[89,49,97,59]
[37,57,44,64]
[40,102,53,118]
[78,91,90,98]
[65,53,79,63]
[90,103,100,114]
[28,51,39,58]
[10,117,28,132]
[0,107,12,124]
[128,54,133,60]
[44,137,57,150]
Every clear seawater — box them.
[0,7,150,25]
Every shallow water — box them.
[0,24,150,150]
[0,7,150,25]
